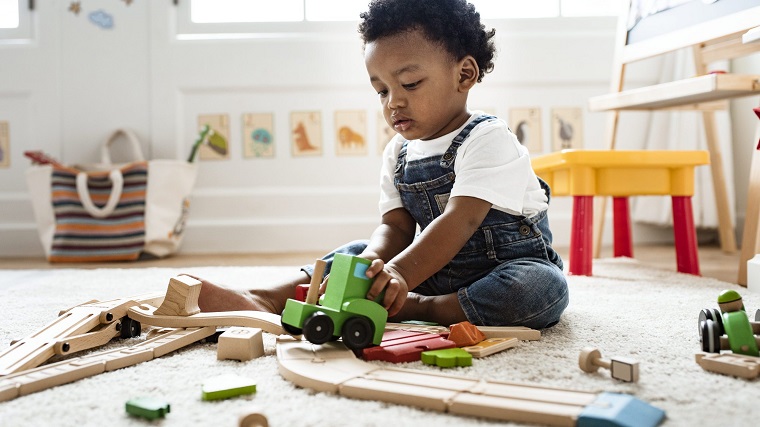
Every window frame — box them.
[0,0,34,43]
[175,0,621,40]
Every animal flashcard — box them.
[335,110,367,156]
[197,114,231,160]
[510,107,542,153]
[0,121,9,168]
[376,111,396,155]
[290,111,322,157]
[551,107,583,151]
[243,113,274,158]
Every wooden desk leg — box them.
[738,111,760,286]
[672,196,701,276]
[570,195,594,276]
[612,197,633,258]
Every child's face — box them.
[365,28,472,141]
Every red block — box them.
[295,284,310,302]
[362,330,457,363]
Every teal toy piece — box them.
[577,392,665,427]
[125,397,171,419]
[281,254,388,350]
[421,348,473,368]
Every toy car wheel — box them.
[281,321,303,336]
[698,308,723,338]
[120,316,141,338]
[303,312,334,344]
[700,319,721,353]
[341,316,374,350]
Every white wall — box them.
[0,1,755,258]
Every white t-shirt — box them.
[379,112,548,217]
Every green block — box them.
[201,374,257,401]
[125,397,171,419]
[421,348,473,368]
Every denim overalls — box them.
[306,115,569,329]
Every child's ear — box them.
[457,56,479,91]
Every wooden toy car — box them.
[280,254,387,350]
[699,290,760,356]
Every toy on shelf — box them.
[578,347,639,383]
[698,290,760,356]
[276,337,665,427]
[281,255,388,351]
[126,397,171,420]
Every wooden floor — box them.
[0,243,743,284]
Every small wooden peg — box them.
[579,347,639,382]
[305,260,327,306]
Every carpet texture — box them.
[0,259,758,427]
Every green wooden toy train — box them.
[281,254,388,350]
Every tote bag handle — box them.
[75,169,124,218]
[100,129,146,165]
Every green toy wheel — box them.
[303,312,334,345]
[722,311,760,356]
[341,316,374,350]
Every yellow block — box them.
[531,150,709,197]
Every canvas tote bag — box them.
[26,129,198,262]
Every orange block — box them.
[447,321,486,347]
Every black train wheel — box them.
[700,318,722,353]
[303,312,334,344]
[341,316,374,350]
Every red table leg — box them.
[672,195,701,275]
[613,197,633,258]
[569,195,594,276]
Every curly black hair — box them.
[358,0,496,82]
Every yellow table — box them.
[531,150,709,276]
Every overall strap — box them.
[439,115,496,169]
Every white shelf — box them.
[588,73,760,111]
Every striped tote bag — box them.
[26,129,198,262]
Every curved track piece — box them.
[128,304,285,336]
[276,338,665,427]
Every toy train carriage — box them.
[281,254,387,350]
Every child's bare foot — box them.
[189,271,312,315]
[389,292,468,326]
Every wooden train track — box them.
[276,337,665,427]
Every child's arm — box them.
[365,196,492,316]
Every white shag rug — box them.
[0,258,758,427]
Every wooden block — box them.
[421,348,473,368]
[201,374,257,401]
[362,330,457,363]
[295,284,309,302]
[476,326,541,341]
[448,321,486,347]
[126,397,171,420]
[217,327,264,361]
[154,275,202,316]
[462,337,519,358]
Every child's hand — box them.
[365,259,408,317]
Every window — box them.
[0,0,33,42]
[177,0,622,38]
